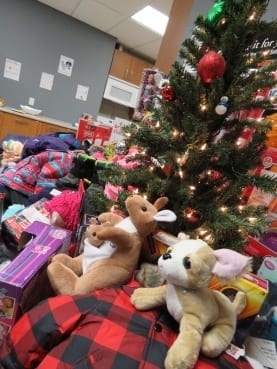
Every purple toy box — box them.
[0,221,72,346]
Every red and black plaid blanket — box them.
[0,280,255,369]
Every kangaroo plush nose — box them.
[162,252,172,260]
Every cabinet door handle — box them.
[125,68,129,79]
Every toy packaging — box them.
[1,198,50,250]
[245,220,277,257]
[243,147,277,257]
[0,221,72,345]
[76,116,112,145]
[141,229,179,262]
[245,147,277,219]
[245,281,277,369]
[257,257,277,283]
[209,272,269,320]
[75,213,100,255]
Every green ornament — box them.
[206,0,225,25]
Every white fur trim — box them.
[82,238,116,273]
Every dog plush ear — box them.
[212,249,252,279]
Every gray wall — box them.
[0,0,116,124]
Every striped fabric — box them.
[0,151,73,196]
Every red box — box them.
[244,219,277,257]
[76,118,112,145]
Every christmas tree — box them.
[92,0,277,252]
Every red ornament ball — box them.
[162,84,175,101]
[197,51,226,83]
[182,207,202,224]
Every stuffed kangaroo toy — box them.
[47,195,176,295]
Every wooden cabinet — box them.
[0,112,38,138]
[109,50,153,86]
[36,121,75,136]
[0,111,76,140]
[0,112,3,130]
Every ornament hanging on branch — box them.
[182,207,202,224]
[205,0,225,26]
[162,84,175,101]
[215,96,229,115]
[197,51,226,84]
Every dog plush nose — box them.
[162,252,172,260]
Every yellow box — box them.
[209,272,268,320]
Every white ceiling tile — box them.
[73,0,124,31]
[37,0,81,15]
[111,19,161,46]
[131,38,163,61]
[94,0,152,17]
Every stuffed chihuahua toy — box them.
[131,238,252,369]
[47,195,176,295]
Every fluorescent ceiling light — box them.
[131,6,169,36]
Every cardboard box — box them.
[245,147,277,219]
[75,213,100,255]
[97,115,132,144]
[209,272,269,320]
[245,336,277,369]
[244,220,277,257]
[244,280,277,369]
[257,256,277,283]
[1,198,50,249]
[141,230,179,262]
[0,221,72,345]
[76,118,112,145]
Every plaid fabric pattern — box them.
[0,280,254,369]
[0,151,73,196]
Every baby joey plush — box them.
[47,195,176,295]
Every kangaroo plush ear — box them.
[212,249,252,279]
[153,210,176,222]
[153,197,169,210]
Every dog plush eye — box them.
[183,256,191,269]
[141,206,147,212]
[162,249,172,260]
